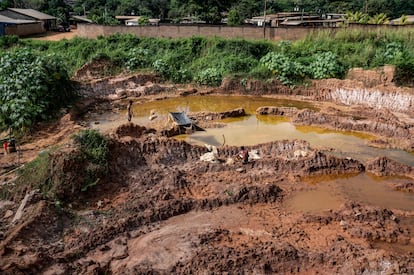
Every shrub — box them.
[152,58,171,78]
[124,47,150,70]
[194,68,222,86]
[0,35,19,49]
[394,53,414,86]
[372,42,404,66]
[260,52,306,85]
[0,49,75,132]
[308,51,344,79]
[73,129,109,166]
[73,129,109,193]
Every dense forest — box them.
[1,0,414,24]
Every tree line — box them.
[1,0,413,24]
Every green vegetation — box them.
[1,28,414,133]
[73,129,109,167]
[73,129,109,192]
[227,8,244,26]
[5,28,414,88]
[0,149,52,201]
[0,49,76,133]
[0,130,109,204]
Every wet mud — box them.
[1,67,413,274]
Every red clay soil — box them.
[0,67,413,274]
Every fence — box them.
[77,23,414,41]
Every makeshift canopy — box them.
[169,112,192,126]
[167,111,205,133]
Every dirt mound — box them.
[219,77,302,96]
[113,123,156,139]
[73,57,118,82]
[388,181,414,193]
[346,66,395,87]
[366,156,413,177]
[77,72,160,99]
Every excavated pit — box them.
[1,66,414,274]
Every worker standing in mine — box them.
[127,100,133,122]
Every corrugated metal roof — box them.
[280,19,344,26]
[8,8,56,20]
[169,112,192,126]
[0,14,38,24]
[390,15,414,24]
[115,16,140,20]
[71,15,93,23]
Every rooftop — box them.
[0,14,38,24]
[8,8,56,20]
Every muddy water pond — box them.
[122,95,414,166]
[285,173,414,213]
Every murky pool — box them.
[90,95,414,166]
[285,173,414,253]
[120,95,413,166]
[285,173,414,213]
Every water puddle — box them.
[286,174,414,213]
[90,95,414,166]
[284,183,344,213]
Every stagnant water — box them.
[285,173,414,253]
[120,95,414,166]
[90,95,413,216]
[285,173,414,213]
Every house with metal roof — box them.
[0,14,43,36]
[0,8,57,31]
[248,12,345,28]
[390,15,414,25]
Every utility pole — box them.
[263,0,267,39]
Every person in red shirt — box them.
[3,141,8,155]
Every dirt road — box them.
[27,29,78,41]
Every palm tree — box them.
[368,13,389,24]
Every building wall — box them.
[77,23,414,41]
[5,22,44,36]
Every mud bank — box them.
[257,105,414,151]
[1,127,413,274]
[1,66,413,274]
[77,66,414,152]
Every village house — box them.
[0,14,43,36]
[0,8,56,33]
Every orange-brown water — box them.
[285,173,414,213]
[90,95,414,166]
